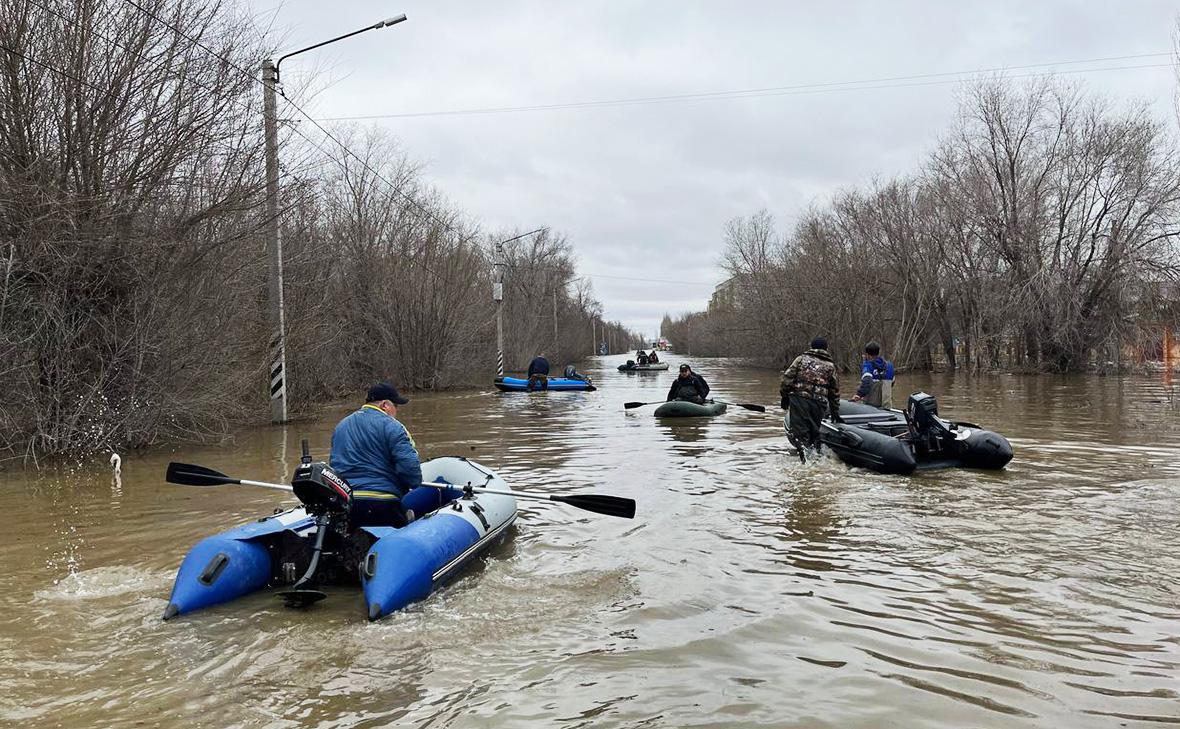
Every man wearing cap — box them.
[330,381,423,528]
[780,337,841,460]
[666,364,710,404]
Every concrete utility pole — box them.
[492,228,546,377]
[494,240,505,376]
[261,14,407,423]
[262,59,287,423]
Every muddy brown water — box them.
[1,357,1178,728]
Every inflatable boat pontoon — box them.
[164,456,516,621]
[812,392,1013,475]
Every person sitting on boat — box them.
[527,353,550,390]
[850,340,894,408]
[330,381,424,528]
[636,350,650,365]
[647,350,660,364]
[667,364,710,404]
[527,353,550,377]
[780,337,841,456]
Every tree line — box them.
[665,79,1180,373]
[0,0,639,462]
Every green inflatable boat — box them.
[654,400,727,417]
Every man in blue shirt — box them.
[851,341,895,409]
[330,381,423,528]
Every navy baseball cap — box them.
[366,380,409,405]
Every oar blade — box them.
[623,401,649,410]
[166,462,237,487]
[737,403,767,413]
[553,493,636,519]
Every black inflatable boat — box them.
[816,392,1013,475]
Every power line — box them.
[317,52,1173,121]
[119,0,474,249]
[584,272,716,286]
[0,40,107,94]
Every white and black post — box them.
[262,58,288,423]
[494,240,504,377]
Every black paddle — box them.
[166,462,294,491]
[712,399,767,413]
[166,462,636,519]
[623,399,766,412]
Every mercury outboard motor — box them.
[905,392,954,453]
[291,460,352,516]
[280,440,353,608]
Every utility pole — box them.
[491,228,545,377]
[262,59,287,423]
[494,240,504,376]
[261,15,407,423]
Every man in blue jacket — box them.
[851,341,894,408]
[330,381,423,528]
[527,353,550,377]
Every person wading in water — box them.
[780,337,841,463]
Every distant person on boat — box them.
[636,350,650,365]
[330,381,422,528]
[851,340,894,408]
[667,364,710,404]
[527,353,550,390]
[527,353,550,377]
[647,350,660,364]
[780,337,841,456]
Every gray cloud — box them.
[260,0,1178,336]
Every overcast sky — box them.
[253,1,1178,339]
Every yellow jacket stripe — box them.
[352,490,401,500]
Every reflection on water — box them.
[0,358,1178,727]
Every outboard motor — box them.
[291,460,352,516]
[280,440,353,608]
[905,392,954,453]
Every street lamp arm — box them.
[275,14,407,78]
[495,227,548,247]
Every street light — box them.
[492,228,546,377]
[261,14,407,423]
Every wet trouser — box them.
[786,395,825,451]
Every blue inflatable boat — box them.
[164,457,517,621]
[493,375,596,392]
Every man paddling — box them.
[330,381,423,528]
[667,364,710,404]
[780,337,841,459]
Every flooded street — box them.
[1,357,1178,728]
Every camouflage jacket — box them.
[780,348,840,414]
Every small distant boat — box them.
[654,400,726,417]
[493,376,596,392]
[618,361,670,372]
